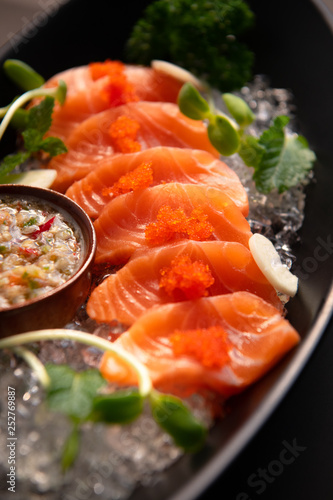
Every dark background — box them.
[0,1,333,499]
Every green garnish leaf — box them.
[26,95,54,135]
[150,390,207,452]
[223,93,255,128]
[178,83,211,120]
[0,96,67,182]
[246,116,316,193]
[45,364,107,421]
[3,59,45,91]
[38,136,68,157]
[9,108,29,130]
[61,425,80,472]
[55,80,67,106]
[0,152,30,181]
[178,82,315,192]
[90,389,144,424]
[207,115,240,156]
[238,134,265,167]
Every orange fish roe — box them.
[145,205,214,245]
[89,60,139,107]
[159,254,215,300]
[109,115,142,153]
[170,326,231,369]
[101,162,153,198]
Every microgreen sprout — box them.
[0,59,68,184]
[178,82,316,193]
[3,59,45,91]
[0,329,207,469]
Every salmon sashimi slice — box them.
[66,146,249,219]
[99,292,300,397]
[93,182,252,265]
[87,240,282,326]
[37,62,184,141]
[49,102,219,192]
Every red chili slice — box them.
[30,216,56,239]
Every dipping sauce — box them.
[0,196,83,309]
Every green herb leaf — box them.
[27,96,54,135]
[45,364,107,421]
[247,116,316,193]
[90,389,144,424]
[61,425,80,472]
[207,115,240,156]
[8,108,29,130]
[238,134,265,167]
[178,83,211,120]
[0,152,30,181]
[39,137,68,157]
[54,80,67,106]
[150,390,207,452]
[21,128,44,152]
[223,93,255,128]
[3,59,45,91]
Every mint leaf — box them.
[242,116,315,193]
[239,134,265,167]
[45,364,107,421]
[39,136,68,157]
[27,95,54,135]
[22,128,43,152]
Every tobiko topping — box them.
[159,254,214,299]
[102,161,153,198]
[109,115,142,153]
[0,196,82,309]
[145,205,214,245]
[170,326,231,369]
[89,60,139,106]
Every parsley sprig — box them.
[178,83,316,193]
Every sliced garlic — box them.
[151,60,207,91]
[249,233,298,297]
[4,169,57,189]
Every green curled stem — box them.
[0,329,152,397]
[12,346,51,389]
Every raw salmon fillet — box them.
[39,63,184,141]
[99,292,300,397]
[87,240,282,325]
[93,182,252,265]
[66,146,249,219]
[49,102,219,192]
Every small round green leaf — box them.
[61,426,80,472]
[91,389,144,424]
[3,59,45,91]
[223,93,255,128]
[150,391,207,452]
[55,80,67,105]
[178,82,211,120]
[207,115,240,156]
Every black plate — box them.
[0,1,332,499]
